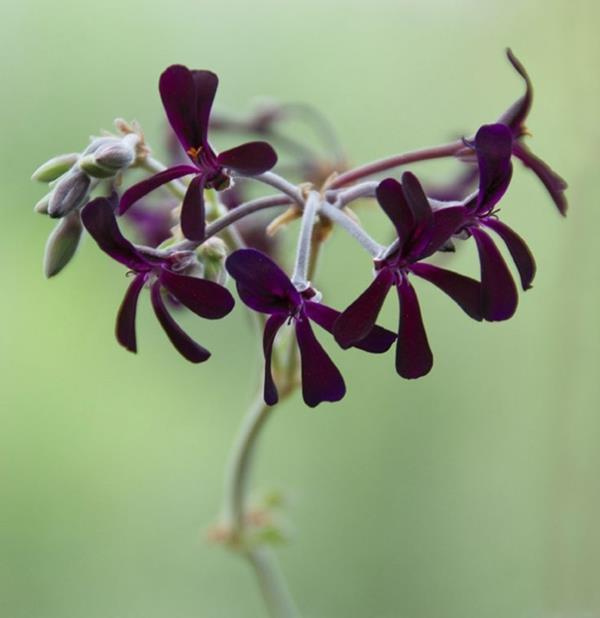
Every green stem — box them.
[223,385,299,618]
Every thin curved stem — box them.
[291,191,320,287]
[223,387,300,618]
[319,200,385,257]
[246,171,305,204]
[329,140,464,189]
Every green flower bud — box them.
[34,192,52,214]
[31,153,79,182]
[47,169,91,218]
[94,134,137,170]
[43,211,83,278]
[79,154,117,179]
[199,238,228,285]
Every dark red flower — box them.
[499,49,568,214]
[81,197,234,362]
[334,173,481,379]
[225,249,395,407]
[119,65,277,240]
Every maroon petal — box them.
[159,65,218,151]
[305,301,395,354]
[401,171,433,229]
[473,124,513,213]
[150,281,211,363]
[226,249,300,312]
[295,317,345,407]
[376,178,414,248]
[81,198,151,271]
[115,273,147,352]
[119,165,197,214]
[159,269,234,318]
[483,217,536,290]
[512,141,568,216]
[395,278,433,379]
[410,263,482,320]
[263,314,287,406]
[417,206,466,260]
[180,174,207,241]
[333,269,394,349]
[217,141,278,175]
[498,49,533,133]
[471,227,518,321]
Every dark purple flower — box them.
[81,197,234,362]
[460,124,537,321]
[334,172,481,379]
[225,249,395,407]
[119,65,278,241]
[498,49,568,215]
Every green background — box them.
[1,0,599,616]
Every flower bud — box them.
[79,154,118,179]
[34,192,51,214]
[94,134,137,170]
[31,153,79,182]
[43,211,83,277]
[47,169,91,218]
[199,237,228,285]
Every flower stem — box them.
[223,387,300,618]
[291,191,320,287]
[329,140,464,188]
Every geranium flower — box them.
[334,173,481,379]
[81,197,234,362]
[225,249,395,407]
[119,65,278,240]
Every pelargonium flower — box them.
[459,123,536,322]
[499,49,568,214]
[225,249,396,407]
[119,65,278,240]
[334,172,482,380]
[81,197,235,362]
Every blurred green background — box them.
[1,0,599,616]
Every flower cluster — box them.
[32,50,567,407]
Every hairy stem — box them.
[291,191,320,287]
[329,140,464,188]
[319,200,385,257]
[224,387,300,618]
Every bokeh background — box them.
[1,0,599,616]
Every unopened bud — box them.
[47,169,91,218]
[199,237,228,285]
[34,192,52,214]
[79,154,118,179]
[31,153,79,182]
[43,211,83,277]
[94,134,137,170]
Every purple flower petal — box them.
[295,317,345,407]
[81,198,152,271]
[401,171,433,229]
[115,273,147,352]
[498,49,533,133]
[119,165,197,214]
[159,65,218,152]
[512,141,568,216]
[473,124,513,213]
[217,141,278,176]
[418,206,466,260]
[180,174,207,241]
[483,217,536,290]
[376,178,414,248]
[410,263,482,320]
[159,269,235,318]
[471,226,518,321]
[226,249,300,313]
[263,314,287,406]
[305,301,396,354]
[395,277,433,379]
[333,269,394,349]
[150,281,211,363]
